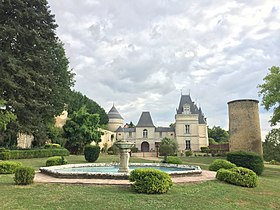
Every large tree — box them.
[208,126,229,143]
[258,66,280,126]
[159,137,178,161]
[67,91,108,125]
[263,128,280,162]
[63,106,102,154]
[0,0,74,144]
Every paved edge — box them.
[34,170,216,186]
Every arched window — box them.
[143,129,148,138]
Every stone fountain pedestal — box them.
[115,140,135,173]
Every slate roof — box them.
[115,127,136,132]
[108,105,123,119]
[177,94,207,124]
[155,127,175,132]
[136,112,155,127]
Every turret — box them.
[107,105,123,132]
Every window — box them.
[183,104,190,114]
[186,140,191,150]
[129,131,132,138]
[185,125,190,134]
[159,131,162,138]
[143,129,148,138]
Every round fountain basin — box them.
[40,163,202,179]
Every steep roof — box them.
[198,107,207,124]
[136,112,155,127]
[155,127,175,132]
[108,105,123,119]
[116,127,136,132]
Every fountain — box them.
[114,140,135,173]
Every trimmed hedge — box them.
[0,148,69,160]
[44,143,61,149]
[129,168,173,194]
[165,156,182,164]
[14,166,35,185]
[227,151,264,175]
[84,145,100,162]
[0,161,22,174]
[46,156,68,166]
[0,150,11,160]
[216,167,258,188]
[209,159,236,171]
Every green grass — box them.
[0,155,279,210]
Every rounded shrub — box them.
[165,156,182,164]
[46,156,67,166]
[227,151,264,175]
[14,166,35,185]
[216,167,258,188]
[0,149,11,160]
[209,159,236,171]
[107,144,119,155]
[129,168,173,194]
[84,145,100,162]
[185,150,193,157]
[0,161,22,174]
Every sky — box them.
[48,0,280,139]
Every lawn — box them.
[0,155,279,210]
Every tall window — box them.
[186,140,191,150]
[143,129,148,138]
[185,125,190,134]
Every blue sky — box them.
[48,0,280,139]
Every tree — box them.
[263,128,280,162]
[208,126,229,143]
[159,137,178,161]
[0,0,74,144]
[63,106,102,154]
[67,91,108,125]
[0,99,16,131]
[258,66,280,126]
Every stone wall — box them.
[228,99,263,156]
[17,133,34,148]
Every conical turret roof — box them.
[136,112,155,127]
[108,105,123,119]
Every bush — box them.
[216,167,258,188]
[84,145,100,162]
[44,143,61,149]
[131,146,139,153]
[14,166,35,185]
[185,150,193,157]
[165,156,182,164]
[129,168,173,194]
[3,148,70,160]
[227,151,264,175]
[209,159,236,171]
[107,144,119,155]
[200,147,209,153]
[46,156,68,166]
[0,161,22,174]
[269,160,279,165]
[0,149,11,160]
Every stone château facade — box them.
[107,94,209,152]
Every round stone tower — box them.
[107,105,123,132]
[228,99,263,156]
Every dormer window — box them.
[183,104,190,114]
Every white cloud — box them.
[48,0,280,134]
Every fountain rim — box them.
[40,163,202,180]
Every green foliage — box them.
[63,106,102,154]
[208,126,229,143]
[159,137,178,157]
[185,150,193,157]
[0,1,75,143]
[129,168,173,194]
[208,138,218,145]
[258,66,280,126]
[44,143,61,149]
[84,145,100,162]
[209,159,236,171]
[165,156,182,164]
[0,149,11,160]
[131,146,138,153]
[0,161,22,174]
[14,166,35,185]
[216,167,258,188]
[67,91,108,125]
[0,99,16,131]
[200,147,210,153]
[46,125,66,147]
[263,128,280,162]
[46,156,67,166]
[1,148,69,160]
[227,151,264,175]
[107,144,119,155]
